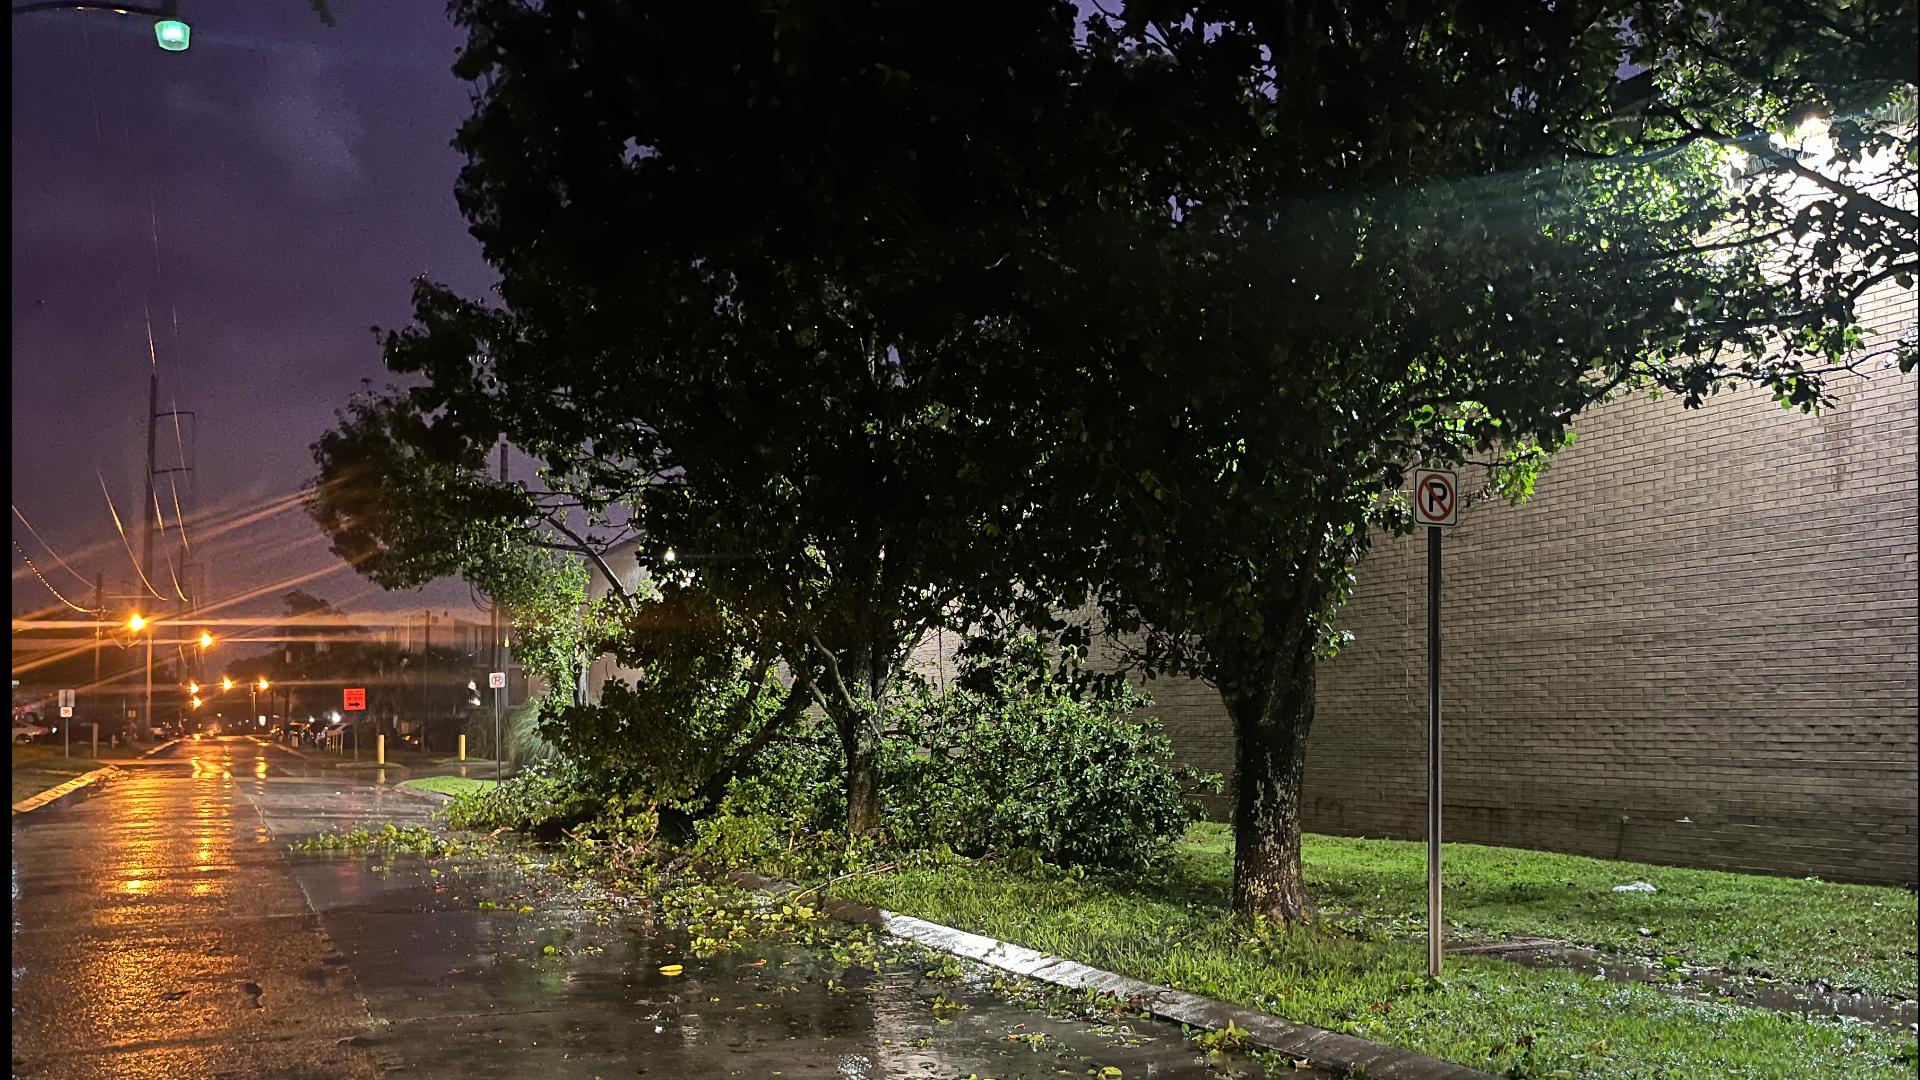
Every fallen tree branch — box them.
[790,859,906,900]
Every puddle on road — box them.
[287,843,1306,1079]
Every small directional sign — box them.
[488,671,506,690]
[343,688,367,711]
[60,707,74,719]
[1412,469,1459,528]
[59,689,75,709]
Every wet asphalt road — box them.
[13,737,1287,1079]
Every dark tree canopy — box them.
[312,0,1915,919]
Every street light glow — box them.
[154,18,190,51]
[199,630,215,649]
[221,676,235,692]
[257,677,270,691]
[128,613,147,632]
[190,696,203,709]
[187,682,200,695]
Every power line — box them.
[10,503,93,588]
[12,539,94,615]
[98,471,164,600]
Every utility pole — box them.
[92,573,104,724]
[143,372,158,610]
[421,610,433,749]
[494,442,507,778]
[144,631,154,745]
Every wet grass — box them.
[12,744,143,768]
[1177,823,1918,998]
[10,744,141,804]
[833,858,1920,1080]
[400,775,497,797]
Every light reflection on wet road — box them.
[11,737,391,1078]
[13,737,1290,1079]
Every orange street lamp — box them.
[187,682,200,695]
[198,630,214,649]
[127,613,155,743]
[190,696,203,709]
[221,676,235,692]
[251,678,270,729]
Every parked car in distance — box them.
[13,721,50,744]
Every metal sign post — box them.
[1413,468,1458,978]
[342,689,366,763]
[488,671,506,781]
[59,689,74,759]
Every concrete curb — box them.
[11,765,118,816]
[139,737,183,757]
[390,782,454,804]
[732,870,1497,1080]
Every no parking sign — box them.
[1411,466,1458,977]
[1412,468,1458,527]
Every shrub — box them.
[686,717,863,878]
[445,754,663,854]
[881,636,1217,871]
[444,756,597,836]
[537,586,796,807]
[461,700,552,769]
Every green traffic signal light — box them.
[154,18,190,51]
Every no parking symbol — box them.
[1412,469,1458,527]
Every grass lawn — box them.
[399,775,497,797]
[9,744,138,804]
[1177,823,1917,998]
[826,830,1919,1080]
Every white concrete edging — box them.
[11,766,118,816]
[734,870,1497,1080]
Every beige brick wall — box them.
[1148,284,1919,885]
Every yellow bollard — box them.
[458,733,466,761]
[377,733,386,766]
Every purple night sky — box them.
[11,2,489,631]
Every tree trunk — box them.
[1224,600,1321,925]
[805,634,889,838]
[841,719,881,836]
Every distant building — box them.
[370,611,527,747]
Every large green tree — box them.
[1011,1,1915,921]
[318,0,1912,921]
[1613,0,1916,381]
[359,0,1105,834]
